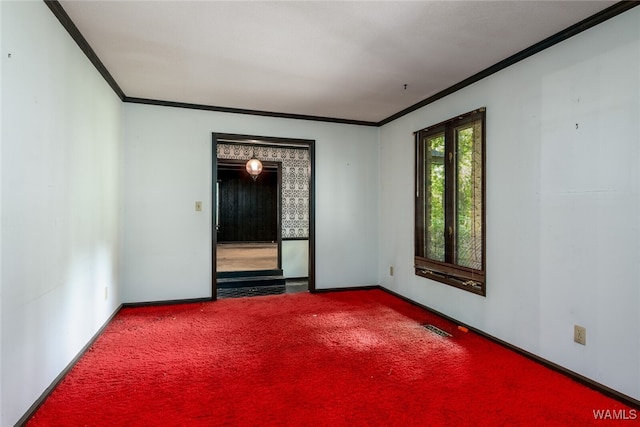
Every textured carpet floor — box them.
[28,290,634,426]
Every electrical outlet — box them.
[104,287,108,301]
[195,201,203,211]
[389,266,394,276]
[574,325,586,345]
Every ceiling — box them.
[58,1,619,124]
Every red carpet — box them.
[28,290,634,426]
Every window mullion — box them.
[444,125,455,264]
[415,132,425,257]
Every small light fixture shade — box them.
[245,156,263,181]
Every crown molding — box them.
[124,97,378,127]
[45,1,638,127]
[377,1,640,126]
[44,0,125,101]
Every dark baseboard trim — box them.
[16,304,124,427]
[122,296,213,308]
[43,1,125,101]
[312,285,380,294]
[124,97,378,127]
[377,1,640,126]
[379,286,640,410]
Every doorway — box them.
[216,160,281,273]
[212,133,315,299]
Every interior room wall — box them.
[0,0,4,420]
[0,2,124,425]
[378,8,640,401]
[122,103,379,303]
[282,240,308,279]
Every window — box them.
[415,108,486,296]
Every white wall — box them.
[0,1,4,421]
[0,2,123,425]
[379,8,640,401]
[282,240,308,278]
[122,103,378,303]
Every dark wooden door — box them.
[217,166,278,242]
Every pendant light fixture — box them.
[245,146,263,181]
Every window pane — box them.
[455,122,482,270]
[424,134,445,262]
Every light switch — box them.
[195,201,203,211]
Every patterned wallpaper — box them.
[217,143,309,239]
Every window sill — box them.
[414,258,485,296]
